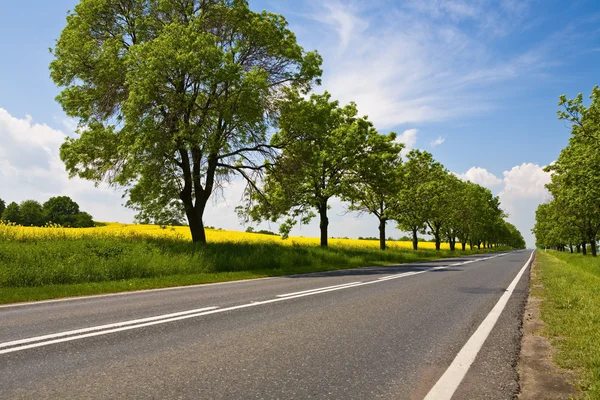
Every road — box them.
[0,250,533,399]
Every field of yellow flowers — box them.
[1,221,490,304]
[0,221,449,250]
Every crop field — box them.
[1,222,450,250]
[0,221,497,304]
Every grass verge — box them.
[0,237,504,304]
[534,250,600,398]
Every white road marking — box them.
[0,306,219,349]
[424,250,534,400]
[276,282,362,297]
[0,253,511,355]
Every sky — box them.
[1,0,599,248]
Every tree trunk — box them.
[449,238,455,251]
[591,240,597,257]
[462,241,467,251]
[569,244,574,254]
[469,240,473,250]
[379,218,386,251]
[182,193,208,243]
[412,228,418,250]
[319,201,329,247]
[582,242,587,256]
[576,244,581,253]
[435,229,441,251]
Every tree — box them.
[0,198,5,217]
[74,212,95,228]
[395,150,442,250]
[423,170,455,251]
[19,200,44,227]
[245,92,377,247]
[2,202,20,224]
[341,131,403,250]
[43,196,80,227]
[51,0,322,243]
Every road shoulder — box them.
[517,252,578,399]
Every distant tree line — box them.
[0,196,94,228]
[534,86,600,256]
[50,0,525,249]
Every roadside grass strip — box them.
[535,251,600,398]
[0,254,507,355]
[0,235,508,305]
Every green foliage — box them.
[2,202,21,224]
[43,196,80,227]
[0,198,5,216]
[395,150,442,249]
[19,200,44,227]
[243,91,376,247]
[340,128,403,250]
[74,212,95,228]
[535,86,600,255]
[50,0,322,243]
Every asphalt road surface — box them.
[0,250,533,399]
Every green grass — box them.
[0,237,505,304]
[535,250,600,399]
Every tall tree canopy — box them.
[50,0,322,243]
[244,91,380,247]
[534,86,600,255]
[341,132,403,250]
[395,150,441,250]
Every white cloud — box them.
[498,163,551,248]
[310,0,554,129]
[395,128,418,148]
[431,136,445,147]
[458,167,503,188]
[500,163,551,200]
[0,108,135,223]
[457,163,551,248]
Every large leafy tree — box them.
[245,92,377,247]
[395,150,442,250]
[423,169,455,251]
[0,198,5,217]
[2,202,21,224]
[545,139,600,256]
[43,196,81,227]
[51,0,322,243]
[341,132,403,250]
[20,200,45,227]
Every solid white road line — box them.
[0,306,219,350]
[0,252,511,355]
[276,282,362,297]
[423,250,535,400]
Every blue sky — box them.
[1,0,599,247]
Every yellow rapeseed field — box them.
[0,221,449,250]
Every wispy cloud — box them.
[431,136,445,146]
[304,0,597,130]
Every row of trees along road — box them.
[533,86,600,256]
[0,196,94,227]
[51,0,525,248]
[242,92,525,250]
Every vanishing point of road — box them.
[0,250,533,399]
